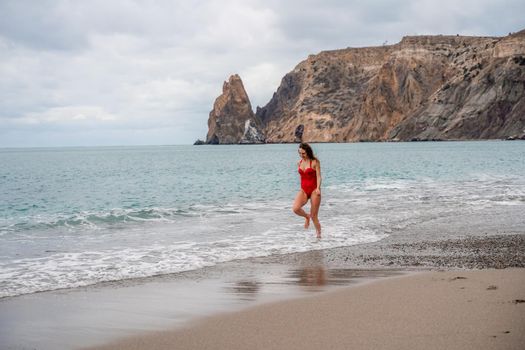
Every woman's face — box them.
[298,148,307,159]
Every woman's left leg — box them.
[292,190,310,229]
[310,192,321,238]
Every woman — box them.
[293,142,322,238]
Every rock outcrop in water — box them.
[204,30,525,143]
[205,74,265,144]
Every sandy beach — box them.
[88,268,525,350]
[84,232,525,350]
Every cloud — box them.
[12,106,118,126]
[0,0,524,146]
[241,62,292,109]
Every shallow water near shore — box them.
[2,140,525,349]
[1,141,525,298]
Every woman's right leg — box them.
[310,191,321,238]
[292,190,310,229]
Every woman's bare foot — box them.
[312,218,321,238]
[304,214,310,229]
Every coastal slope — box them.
[204,30,525,143]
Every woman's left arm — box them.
[315,160,322,194]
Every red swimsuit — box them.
[298,159,317,199]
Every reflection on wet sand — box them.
[296,266,327,290]
[225,250,404,299]
[227,281,261,301]
[290,249,327,291]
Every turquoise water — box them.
[1,141,524,297]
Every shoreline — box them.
[194,138,525,145]
[1,232,524,349]
[87,268,525,350]
[2,231,523,302]
[3,139,524,150]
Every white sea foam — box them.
[0,211,385,298]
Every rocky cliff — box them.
[205,74,265,144]
[204,30,525,143]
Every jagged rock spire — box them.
[206,74,265,144]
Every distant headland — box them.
[198,30,525,144]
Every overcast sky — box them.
[1,0,524,147]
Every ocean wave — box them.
[0,205,250,234]
[325,176,525,204]
[2,175,525,298]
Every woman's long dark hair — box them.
[299,142,318,161]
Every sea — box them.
[1,141,524,299]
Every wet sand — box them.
[87,268,525,350]
[0,255,404,350]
